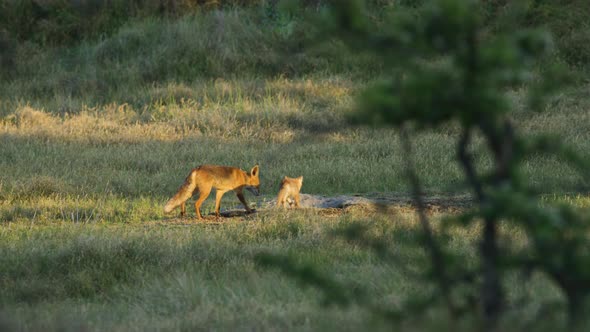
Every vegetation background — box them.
[0,0,589,330]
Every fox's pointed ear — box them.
[298,176,303,181]
[251,165,259,177]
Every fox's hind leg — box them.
[180,202,186,217]
[194,186,212,220]
[277,189,287,208]
[294,193,301,208]
[215,190,228,219]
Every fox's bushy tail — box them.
[164,170,197,213]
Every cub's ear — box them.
[298,176,303,182]
[251,165,259,177]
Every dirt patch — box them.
[158,193,473,223]
[262,193,473,213]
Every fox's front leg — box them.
[236,192,252,213]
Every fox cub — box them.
[164,164,260,219]
[277,176,303,208]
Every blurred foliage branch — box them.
[257,0,590,330]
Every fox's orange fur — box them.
[164,164,260,219]
[277,176,303,208]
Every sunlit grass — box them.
[1,4,589,329]
[0,77,590,331]
[1,78,588,201]
[0,87,587,332]
[1,73,588,330]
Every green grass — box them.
[1,78,588,204]
[1,1,590,330]
[0,211,578,331]
[0,76,588,330]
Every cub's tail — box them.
[164,170,197,213]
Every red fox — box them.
[164,164,260,219]
[277,176,303,208]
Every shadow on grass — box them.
[159,209,258,225]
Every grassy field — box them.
[1,208,582,331]
[1,1,590,331]
[1,77,588,331]
[1,78,588,205]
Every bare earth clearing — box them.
[161,193,473,223]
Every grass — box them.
[0,76,588,330]
[1,78,588,204]
[0,212,399,331]
[1,1,590,330]
[0,210,578,331]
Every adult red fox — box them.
[164,164,260,219]
[276,176,303,208]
